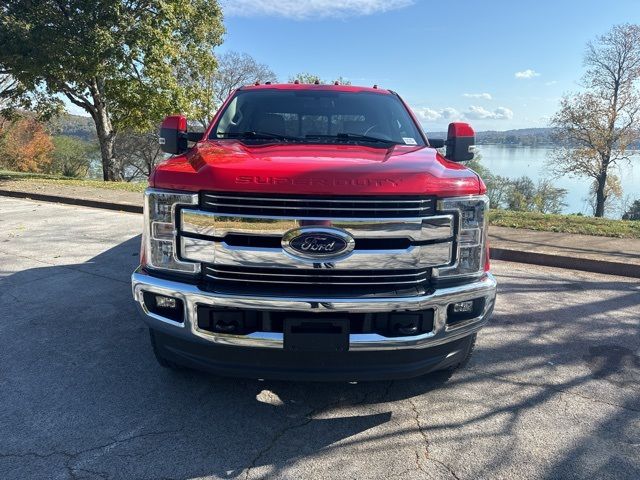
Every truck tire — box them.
[149,329,184,371]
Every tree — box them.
[484,175,513,209]
[506,177,537,211]
[533,179,568,214]
[622,199,640,220]
[191,51,277,128]
[588,174,622,216]
[49,136,96,178]
[0,1,224,181]
[549,24,640,217]
[288,73,352,85]
[0,116,53,172]
[115,131,165,181]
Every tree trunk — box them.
[594,173,607,217]
[89,77,122,181]
[94,112,120,181]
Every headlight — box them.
[433,195,489,279]
[142,188,200,274]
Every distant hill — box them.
[47,114,96,142]
[426,128,556,146]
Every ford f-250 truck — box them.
[131,83,497,381]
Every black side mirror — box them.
[159,115,188,154]
[445,122,475,162]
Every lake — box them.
[475,145,640,216]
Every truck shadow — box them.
[1,237,638,479]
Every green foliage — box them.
[622,200,640,220]
[1,0,224,130]
[0,0,225,180]
[48,135,97,178]
[533,179,569,214]
[506,177,537,211]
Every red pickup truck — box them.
[131,83,497,381]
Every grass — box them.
[489,210,640,239]
[0,170,147,192]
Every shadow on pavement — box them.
[1,237,638,479]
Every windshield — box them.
[210,89,426,146]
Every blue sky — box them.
[217,0,640,131]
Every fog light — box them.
[155,295,177,309]
[447,298,485,327]
[452,301,474,313]
[142,292,184,323]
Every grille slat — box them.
[204,265,429,287]
[201,192,435,218]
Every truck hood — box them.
[151,140,482,197]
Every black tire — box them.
[149,329,185,371]
[442,333,477,372]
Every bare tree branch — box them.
[550,24,640,217]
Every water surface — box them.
[476,145,640,215]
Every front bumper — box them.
[132,269,495,359]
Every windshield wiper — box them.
[306,133,398,145]
[217,131,300,141]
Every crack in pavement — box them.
[242,402,332,480]
[0,428,181,479]
[409,398,460,480]
[243,381,394,480]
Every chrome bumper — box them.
[131,269,497,351]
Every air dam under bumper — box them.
[131,270,497,380]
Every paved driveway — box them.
[1,198,638,480]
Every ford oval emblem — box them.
[282,227,355,261]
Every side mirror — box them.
[445,122,475,162]
[159,115,188,154]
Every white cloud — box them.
[222,0,414,19]
[544,80,558,86]
[414,105,512,122]
[463,93,492,100]
[466,106,513,120]
[440,107,462,120]
[414,107,441,121]
[515,69,541,79]
[414,107,463,122]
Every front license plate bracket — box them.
[283,318,349,352]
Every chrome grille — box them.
[204,265,430,286]
[180,192,453,295]
[200,192,435,218]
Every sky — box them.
[60,1,639,132]
[213,0,640,131]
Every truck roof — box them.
[239,83,392,94]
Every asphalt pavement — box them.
[1,197,638,480]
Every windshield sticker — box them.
[403,137,417,145]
